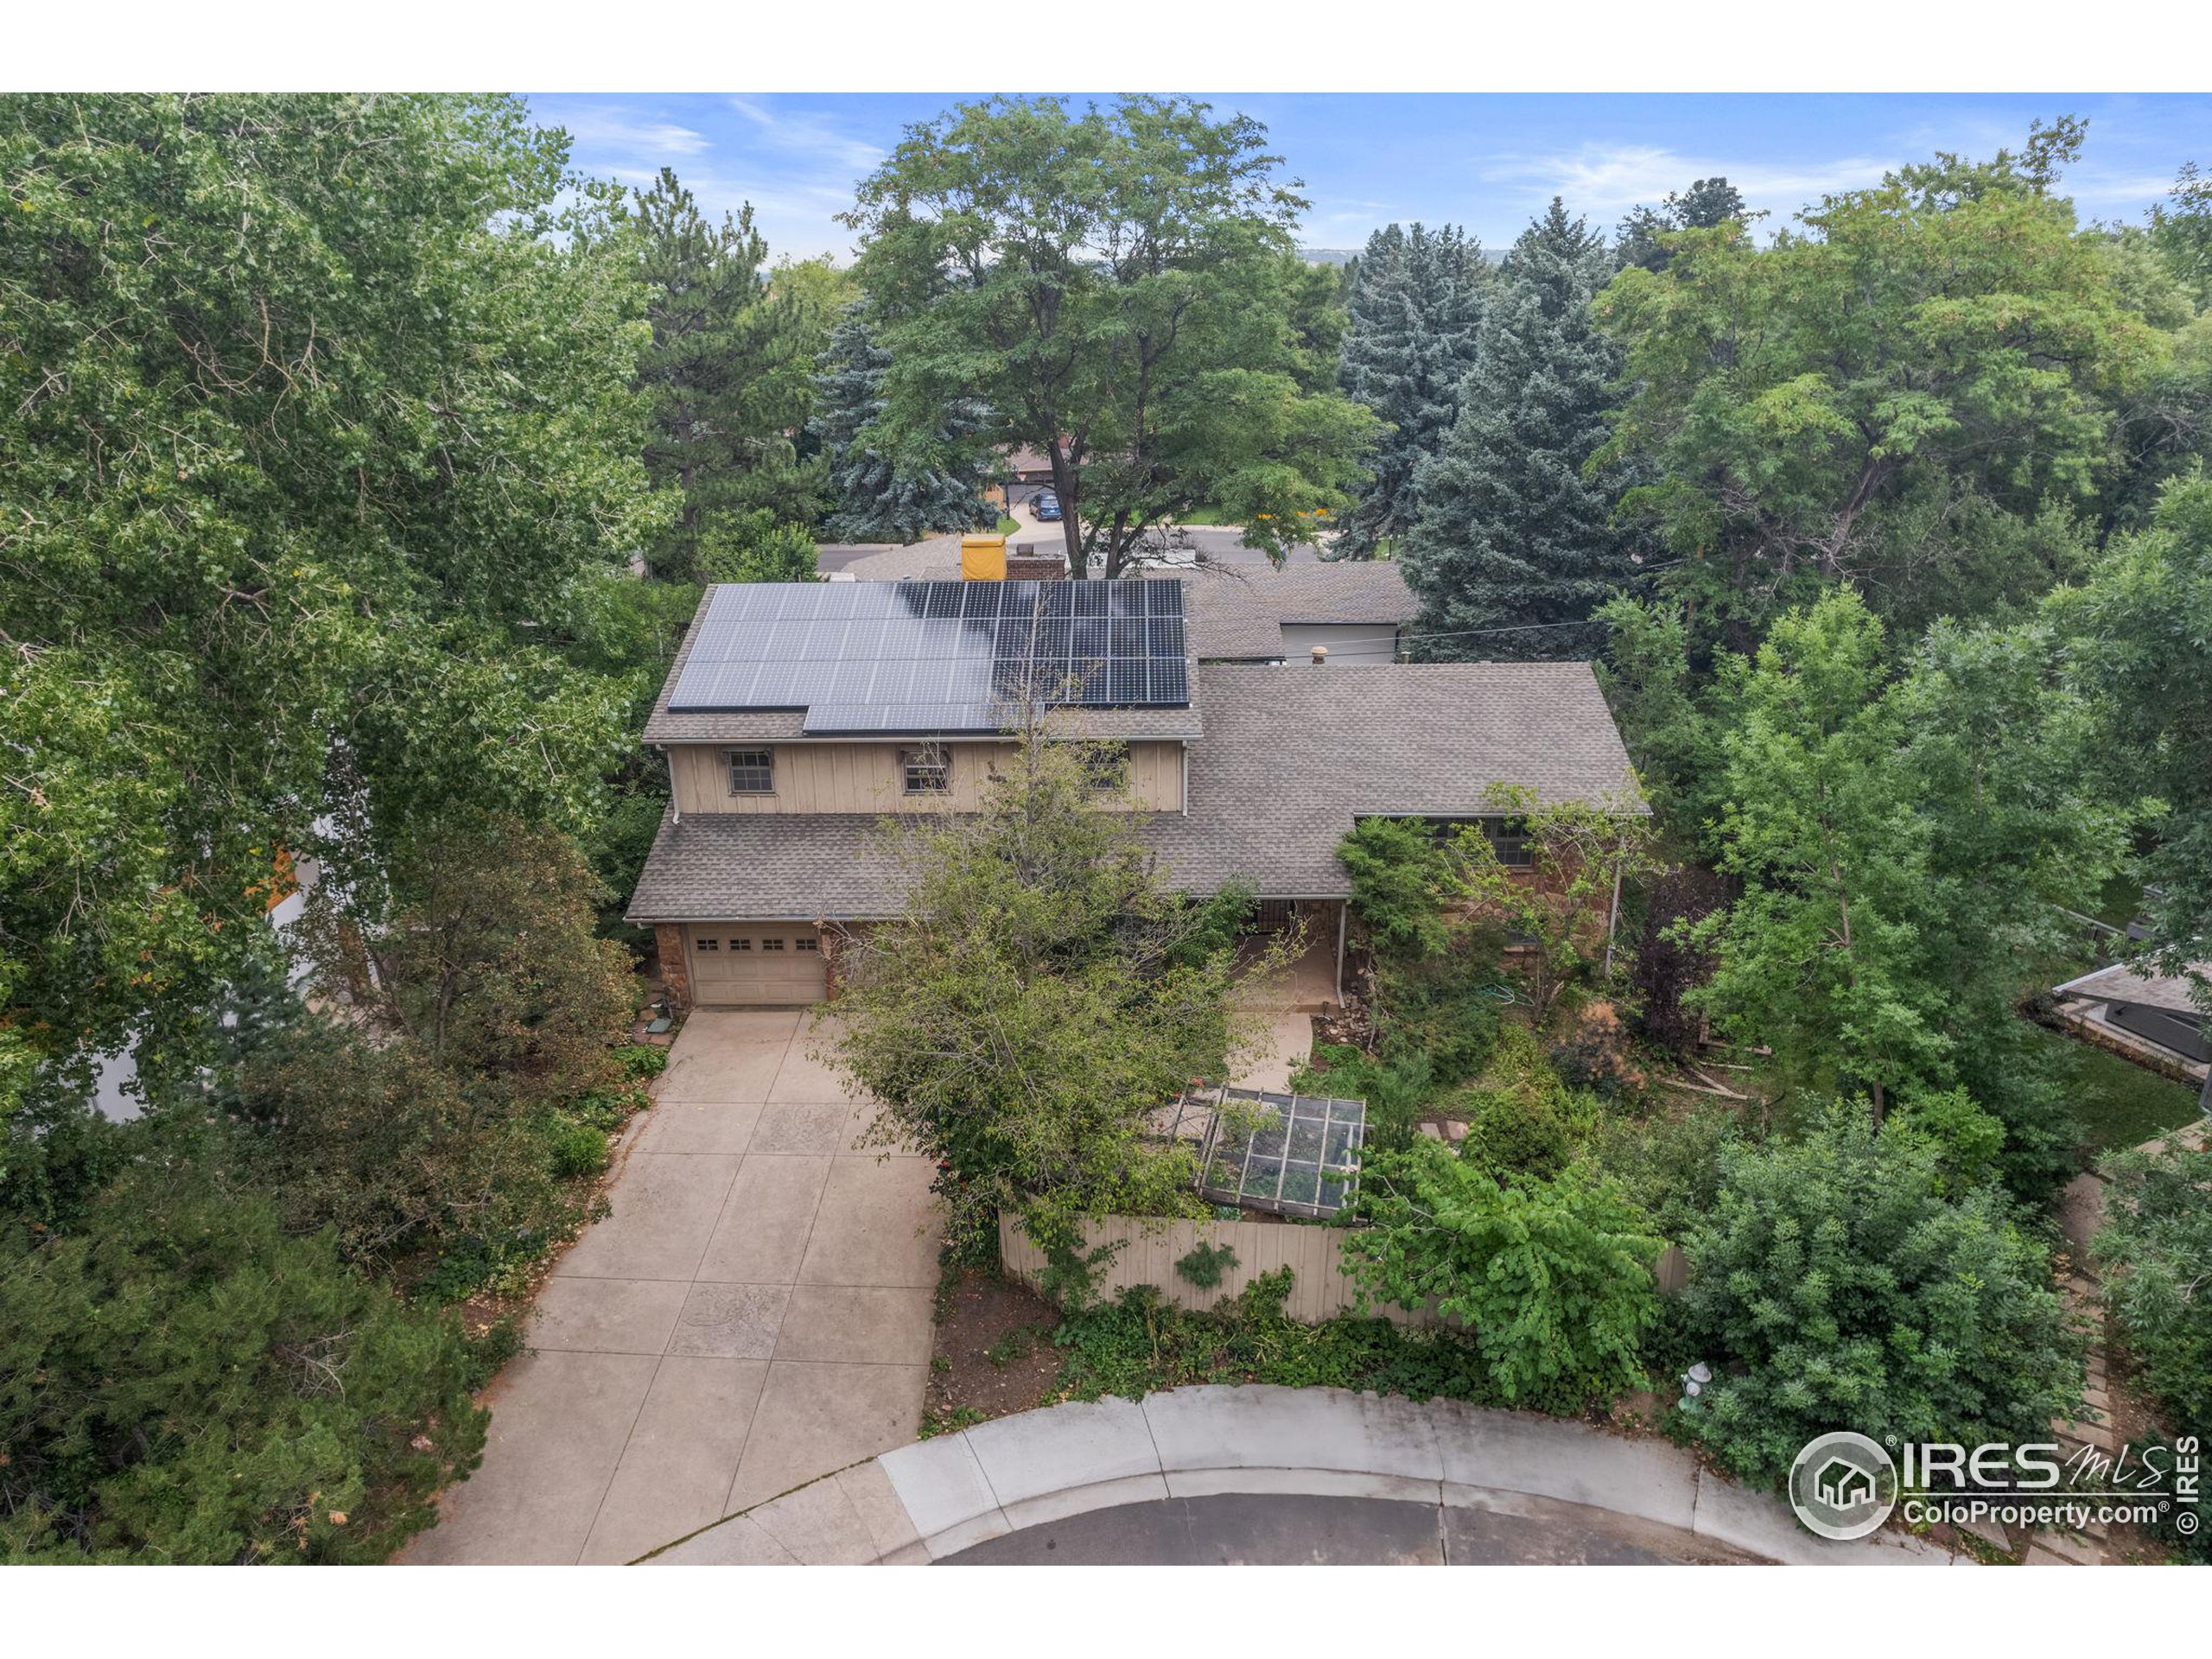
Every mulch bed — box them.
[928,1268,1064,1427]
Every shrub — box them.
[2094,1140,2212,1435]
[548,1122,611,1181]
[1678,1105,2082,1489]
[1339,817,1459,958]
[613,1044,669,1080]
[1292,1044,1433,1152]
[1373,946,1503,1085]
[0,1172,486,1563]
[232,1022,583,1283]
[1342,1139,1662,1408]
[1459,1024,1590,1179]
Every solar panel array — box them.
[666,580,1190,733]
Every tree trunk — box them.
[1046,440,1085,577]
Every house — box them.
[829,541,1419,663]
[2050,958,2212,1110]
[626,574,1640,1010]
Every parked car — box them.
[1033,489,1063,521]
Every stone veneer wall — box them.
[655,923,691,1011]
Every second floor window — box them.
[1082,741,1131,794]
[728,747,774,794]
[901,745,951,795]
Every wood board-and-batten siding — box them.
[668,740,1184,815]
[997,1211,1690,1325]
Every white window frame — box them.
[900,744,951,796]
[727,747,775,795]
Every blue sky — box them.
[525,92,2212,263]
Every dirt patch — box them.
[927,1268,1063,1430]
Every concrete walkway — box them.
[644,1386,1969,1567]
[408,1010,940,1564]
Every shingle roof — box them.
[628,660,1643,921]
[1184,563,1414,660]
[2054,960,2212,1014]
[628,811,912,921]
[641,585,1205,744]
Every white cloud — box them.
[1477,143,1901,225]
[725,96,886,175]
[549,104,712,158]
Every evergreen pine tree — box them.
[1401,200,1632,660]
[813,309,999,543]
[1332,223,1489,558]
[632,168,823,579]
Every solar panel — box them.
[665,579,1191,722]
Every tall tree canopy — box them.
[1332,222,1489,557]
[0,93,664,1116]
[1615,176,1749,272]
[813,307,999,543]
[1689,588,2128,1189]
[1400,200,1633,659]
[844,95,1377,575]
[628,168,836,577]
[2050,473,2212,1009]
[1599,127,2156,649]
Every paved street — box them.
[940,1491,1744,1565]
[407,1010,939,1564]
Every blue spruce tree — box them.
[1332,223,1489,559]
[814,308,998,543]
[1401,200,1632,660]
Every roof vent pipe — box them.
[1310,645,1328,665]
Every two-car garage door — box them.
[685,924,830,1007]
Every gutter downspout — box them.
[661,745,679,824]
[1334,899,1348,1007]
[1180,741,1188,816]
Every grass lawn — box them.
[1172,507,1238,526]
[2021,1018,2202,1152]
[995,515,1020,535]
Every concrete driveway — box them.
[408,1009,940,1564]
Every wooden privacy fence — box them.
[998,1211,1689,1323]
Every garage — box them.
[684,923,830,1007]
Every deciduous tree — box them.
[845,96,1378,575]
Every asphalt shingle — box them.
[627,660,1640,922]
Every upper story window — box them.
[728,747,774,794]
[1081,741,1131,795]
[901,744,951,796]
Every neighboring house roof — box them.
[1185,563,1414,661]
[628,661,1642,923]
[642,586,1206,745]
[2054,960,2211,1015]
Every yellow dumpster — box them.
[960,534,1008,581]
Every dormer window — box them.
[728,747,774,794]
[901,745,951,795]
